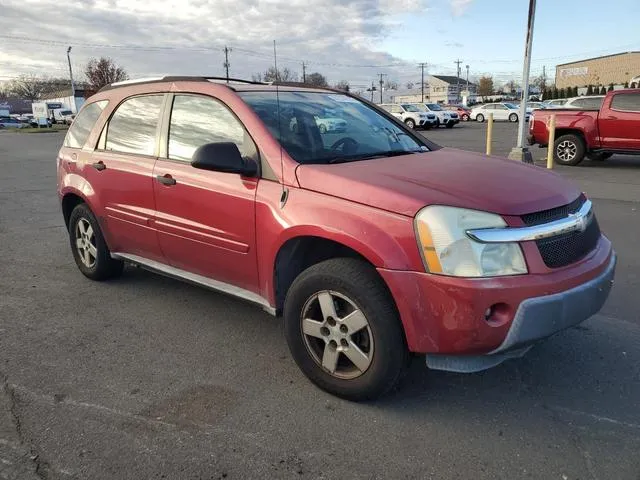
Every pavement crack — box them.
[1,372,52,480]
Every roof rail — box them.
[99,75,266,93]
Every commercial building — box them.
[555,51,640,89]
[426,75,477,104]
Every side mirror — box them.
[191,142,257,176]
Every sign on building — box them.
[559,67,588,78]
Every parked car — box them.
[57,76,616,400]
[444,104,471,121]
[543,99,568,108]
[560,96,605,110]
[528,89,640,165]
[471,103,529,122]
[290,114,348,134]
[379,103,437,129]
[412,103,459,128]
[0,117,25,129]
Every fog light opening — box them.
[484,303,511,327]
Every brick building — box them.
[555,51,640,89]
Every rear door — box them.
[86,94,165,261]
[598,92,640,150]
[152,93,260,293]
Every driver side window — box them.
[168,94,257,163]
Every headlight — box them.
[415,206,527,277]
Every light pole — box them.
[508,0,536,164]
[66,46,76,112]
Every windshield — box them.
[504,103,518,109]
[239,91,427,165]
[401,104,420,112]
[426,103,443,111]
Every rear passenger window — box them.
[106,95,163,155]
[611,93,640,112]
[64,101,107,148]
[168,95,254,162]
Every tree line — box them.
[0,57,129,101]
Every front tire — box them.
[284,258,408,401]
[404,119,415,129]
[476,114,485,122]
[462,114,470,121]
[68,203,123,281]
[509,113,518,122]
[554,134,586,166]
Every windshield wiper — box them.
[326,150,419,164]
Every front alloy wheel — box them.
[284,258,408,401]
[301,291,374,379]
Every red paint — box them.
[58,79,614,356]
[530,89,640,153]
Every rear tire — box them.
[554,134,586,166]
[509,113,518,122]
[462,114,470,121]
[404,119,415,129]
[476,114,485,122]
[68,203,124,281]
[284,258,408,401]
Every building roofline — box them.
[556,51,640,67]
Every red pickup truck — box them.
[528,89,640,165]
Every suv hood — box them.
[295,148,580,217]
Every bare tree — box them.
[531,74,547,94]
[85,57,129,90]
[305,72,328,87]
[334,80,350,92]
[504,79,520,93]
[406,81,414,89]
[254,67,299,83]
[384,80,398,90]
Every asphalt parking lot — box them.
[1,129,639,479]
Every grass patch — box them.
[10,125,69,134]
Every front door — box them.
[83,94,165,261]
[598,92,640,150]
[494,104,509,120]
[152,94,260,293]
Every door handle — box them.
[91,161,106,171]
[156,174,176,186]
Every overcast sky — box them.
[1,0,639,92]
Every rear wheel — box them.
[404,119,415,129]
[554,134,586,166]
[68,203,123,280]
[284,258,408,401]
[476,114,485,122]
[462,114,470,121]
[509,113,518,122]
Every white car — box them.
[552,96,604,110]
[314,115,347,134]
[543,99,568,108]
[0,117,25,129]
[471,103,529,122]
[379,103,437,129]
[412,103,459,128]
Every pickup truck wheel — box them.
[554,134,586,166]
[404,119,415,129]
[509,113,518,122]
[476,114,485,122]
[68,203,124,281]
[284,258,408,401]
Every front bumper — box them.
[377,236,614,359]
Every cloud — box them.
[0,0,429,88]
[449,0,473,16]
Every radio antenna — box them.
[273,39,288,208]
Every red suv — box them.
[57,77,616,400]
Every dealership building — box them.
[555,51,640,89]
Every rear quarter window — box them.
[611,93,640,112]
[63,101,108,148]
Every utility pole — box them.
[418,63,426,102]
[454,59,463,103]
[66,46,75,112]
[507,0,537,164]
[378,73,386,103]
[368,81,375,102]
[223,46,231,82]
[302,62,307,83]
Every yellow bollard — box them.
[546,114,556,169]
[485,113,494,156]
